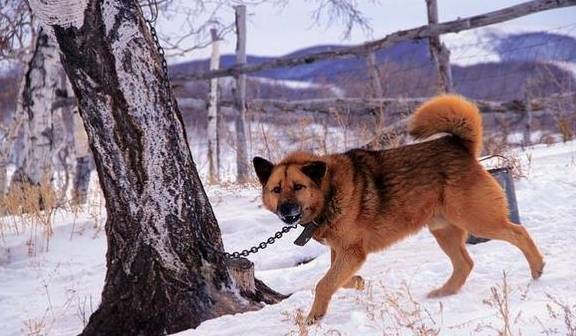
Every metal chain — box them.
[222,224,299,259]
[144,0,173,114]
[196,218,299,260]
[142,0,298,260]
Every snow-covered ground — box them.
[1,141,575,335]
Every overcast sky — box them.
[159,0,576,62]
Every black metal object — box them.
[294,221,321,246]
[223,224,299,259]
[466,164,521,245]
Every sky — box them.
[157,0,576,63]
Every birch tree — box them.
[28,0,285,334]
[207,27,220,184]
[9,28,61,196]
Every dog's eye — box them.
[271,186,282,193]
[293,184,305,191]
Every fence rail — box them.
[173,0,576,82]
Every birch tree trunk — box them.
[72,111,92,205]
[0,102,26,195]
[207,28,220,184]
[234,5,250,183]
[9,28,60,194]
[29,0,285,334]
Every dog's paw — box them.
[305,313,324,325]
[343,275,365,290]
[427,287,458,298]
[532,260,545,280]
[352,276,365,290]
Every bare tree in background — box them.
[0,0,36,61]
[8,28,62,202]
[1,1,72,202]
[207,27,221,184]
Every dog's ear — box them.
[301,161,326,186]
[253,157,274,185]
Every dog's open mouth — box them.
[280,214,301,224]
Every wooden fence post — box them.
[428,0,454,93]
[523,91,533,145]
[234,5,249,183]
[207,28,221,184]
[365,50,383,98]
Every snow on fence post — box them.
[234,5,250,183]
[426,0,453,93]
[207,27,220,184]
[365,50,383,98]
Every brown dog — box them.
[252,95,544,324]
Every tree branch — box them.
[173,0,576,81]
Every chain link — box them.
[144,0,174,114]
[142,1,298,259]
[222,224,298,259]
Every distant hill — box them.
[169,41,430,81]
[169,31,576,101]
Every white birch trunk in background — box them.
[72,110,92,204]
[234,5,250,183]
[207,28,220,184]
[11,28,61,187]
[0,107,26,195]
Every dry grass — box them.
[479,272,516,336]
[542,294,576,336]
[359,281,442,336]
[556,114,575,143]
[281,272,576,336]
[0,182,58,255]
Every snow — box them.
[444,25,576,67]
[1,141,575,335]
[251,77,345,97]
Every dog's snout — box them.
[279,202,300,216]
[278,202,301,224]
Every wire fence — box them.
[178,21,576,181]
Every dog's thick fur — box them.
[253,95,544,324]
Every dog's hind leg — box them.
[331,248,365,290]
[445,176,545,280]
[463,218,544,280]
[428,224,474,298]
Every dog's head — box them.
[253,153,327,225]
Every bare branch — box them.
[0,0,35,61]
[310,0,374,39]
[174,0,576,81]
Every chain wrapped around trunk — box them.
[142,0,300,260]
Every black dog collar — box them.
[293,221,321,246]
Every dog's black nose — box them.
[278,202,301,224]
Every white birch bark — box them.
[207,28,220,184]
[234,5,249,183]
[16,29,61,186]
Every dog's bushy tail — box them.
[408,95,483,157]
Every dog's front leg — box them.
[306,246,366,324]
